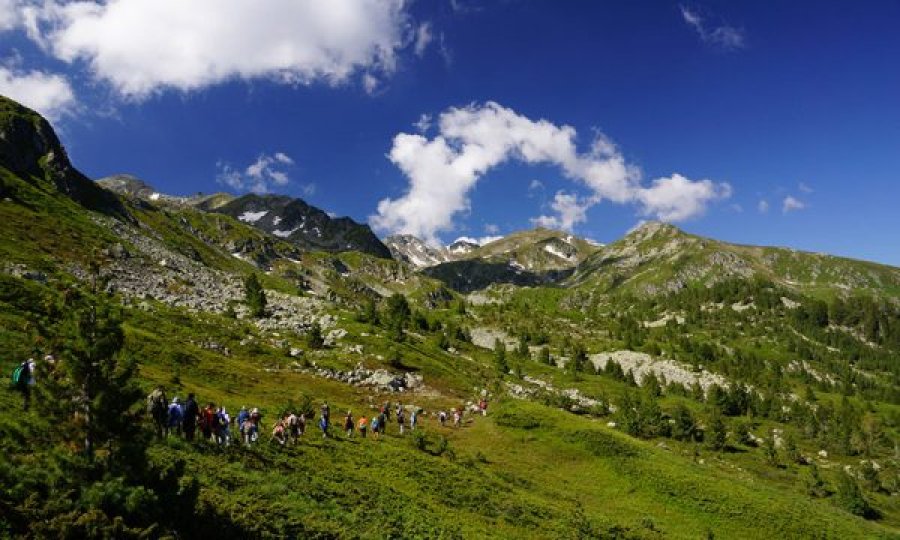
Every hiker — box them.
[147,386,168,438]
[370,415,380,439]
[272,418,286,445]
[183,393,200,441]
[216,406,231,446]
[321,402,330,424]
[286,411,299,444]
[378,411,387,435]
[358,415,368,438]
[249,408,262,442]
[479,399,488,417]
[438,410,447,427]
[319,414,329,438]
[410,408,420,431]
[344,411,354,438]
[452,408,461,428]
[167,397,183,436]
[382,401,391,422]
[298,412,307,437]
[11,356,36,411]
[397,407,406,435]
[201,403,216,441]
[241,415,255,446]
[237,407,250,429]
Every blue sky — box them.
[1,1,898,265]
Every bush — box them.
[835,472,878,519]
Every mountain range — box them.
[2,94,900,538]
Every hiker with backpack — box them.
[249,408,262,443]
[397,406,406,435]
[370,415,380,439]
[182,393,200,441]
[271,417,287,445]
[344,410,354,438]
[11,357,36,411]
[216,406,231,446]
[286,411,300,445]
[167,397,183,436]
[438,410,447,427]
[358,415,368,438]
[319,413,329,439]
[146,386,169,438]
[410,408,420,431]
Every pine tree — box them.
[516,335,530,359]
[494,338,508,378]
[538,346,552,366]
[385,293,411,341]
[707,410,727,451]
[306,322,325,350]
[38,277,143,461]
[244,273,267,318]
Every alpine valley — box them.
[2,95,900,539]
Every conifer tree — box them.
[244,273,267,318]
[494,338,508,378]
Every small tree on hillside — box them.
[244,273,267,318]
[538,346,552,366]
[707,410,727,451]
[306,322,324,350]
[494,338,508,378]
[384,293,411,341]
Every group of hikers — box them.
[147,386,490,447]
[11,355,491,445]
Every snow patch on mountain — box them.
[238,210,269,223]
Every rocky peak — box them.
[0,96,125,216]
[384,234,448,267]
[214,193,393,259]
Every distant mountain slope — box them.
[569,221,900,299]
[213,194,392,259]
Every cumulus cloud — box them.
[636,174,731,222]
[532,191,596,231]
[758,199,769,213]
[217,152,296,194]
[0,66,75,120]
[782,195,806,213]
[370,101,731,244]
[680,5,745,50]
[17,0,411,99]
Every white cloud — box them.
[484,223,499,234]
[532,191,596,231]
[680,5,745,50]
[413,22,432,57]
[636,174,731,222]
[413,113,431,133]
[217,151,295,194]
[0,66,75,120]
[528,179,544,191]
[0,0,21,31]
[782,195,806,213]
[758,199,769,213]
[362,73,380,95]
[370,101,731,244]
[798,181,813,193]
[21,0,411,99]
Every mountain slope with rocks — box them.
[2,95,900,538]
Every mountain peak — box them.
[0,96,125,216]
